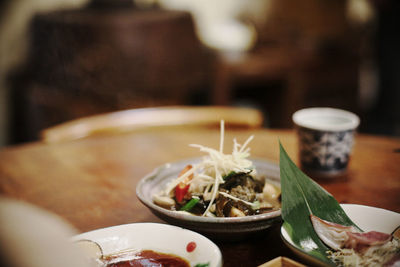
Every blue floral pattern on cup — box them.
[298,127,355,174]
[293,107,360,177]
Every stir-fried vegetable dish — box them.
[152,121,281,217]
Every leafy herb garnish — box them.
[222,171,236,180]
[279,142,359,265]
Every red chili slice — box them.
[175,165,193,202]
[175,184,190,203]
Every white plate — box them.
[72,222,222,267]
[281,204,400,266]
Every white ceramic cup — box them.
[292,107,360,178]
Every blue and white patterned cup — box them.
[292,108,360,178]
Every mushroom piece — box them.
[263,182,280,200]
[215,194,231,217]
[229,207,246,217]
[153,194,176,208]
[258,182,281,208]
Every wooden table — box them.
[0,128,399,266]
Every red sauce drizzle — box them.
[105,250,190,267]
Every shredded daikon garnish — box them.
[164,165,199,196]
[153,119,278,217]
[219,191,255,207]
[162,120,255,216]
[182,120,255,216]
[202,164,222,216]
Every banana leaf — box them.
[279,143,360,265]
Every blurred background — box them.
[1,0,399,147]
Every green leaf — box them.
[222,171,236,180]
[180,197,200,211]
[279,142,359,265]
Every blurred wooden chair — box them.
[40,106,264,143]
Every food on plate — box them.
[279,143,400,267]
[152,121,281,217]
[311,215,400,267]
[75,239,209,267]
[103,249,190,267]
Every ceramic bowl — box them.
[72,222,222,267]
[281,204,400,266]
[136,157,282,240]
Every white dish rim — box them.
[72,222,223,267]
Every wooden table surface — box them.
[0,128,399,266]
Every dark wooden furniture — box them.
[11,2,215,143]
[0,127,398,266]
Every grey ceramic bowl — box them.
[136,158,282,240]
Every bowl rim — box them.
[292,107,360,132]
[136,157,282,224]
